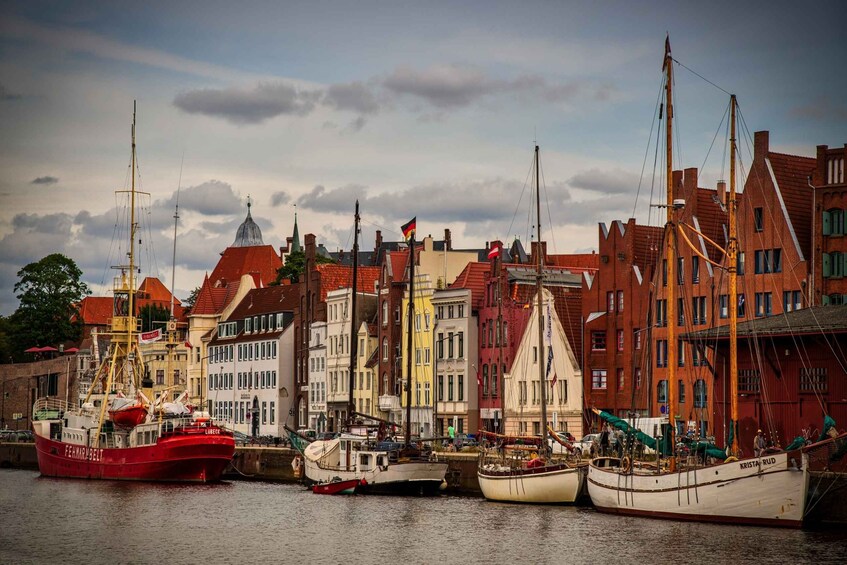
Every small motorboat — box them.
[312,478,363,495]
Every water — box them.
[1,469,845,565]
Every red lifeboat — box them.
[109,398,148,428]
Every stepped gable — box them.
[630,223,664,271]
[693,186,732,261]
[316,264,381,301]
[449,261,488,309]
[768,151,816,258]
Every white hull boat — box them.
[587,453,809,527]
[478,462,583,504]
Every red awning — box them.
[39,346,58,352]
[64,347,79,353]
[24,346,41,353]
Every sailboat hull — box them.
[587,453,808,527]
[33,429,235,482]
[478,463,583,503]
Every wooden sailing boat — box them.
[477,145,584,504]
[290,203,448,495]
[31,103,235,482]
[586,39,809,526]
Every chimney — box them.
[375,230,383,252]
[815,144,829,186]
[444,228,452,251]
[717,180,727,205]
[683,167,698,216]
[672,170,684,201]
[305,233,316,268]
[754,131,769,161]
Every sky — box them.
[1,1,845,315]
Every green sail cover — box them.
[286,429,311,455]
[784,436,806,451]
[596,410,727,460]
[818,415,837,442]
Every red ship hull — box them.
[34,428,235,482]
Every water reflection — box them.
[2,470,845,565]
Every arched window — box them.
[382,338,388,361]
[382,301,388,326]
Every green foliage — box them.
[138,303,171,333]
[10,253,90,357]
[183,286,201,313]
[274,249,334,284]
[0,315,14,363]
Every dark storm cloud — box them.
[160,180,243,215]
[173,82,321,124]
[297,184,367,214]
[31,176,58,185]
[323,81,380,114]
[568,169,638,195]
[270,191,290,207]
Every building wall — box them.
[814,143,847,305]
[401,274,435,437]
[353,322,378,418]
[307,322,327,432]
[0,356,79,430]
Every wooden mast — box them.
[664,38,677,468]
[497,248,505,432]
[534,144,548,455]
[404,228,415,446]
[728,95,739,455]
[347,200,360,427]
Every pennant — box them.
[488,245,500,260]
[138,328,163,344]
[184,341,192,349]
[401,217,416,240]
[476,366,481,388]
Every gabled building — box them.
[583,219,662,427]
[186,201,283,405]
[813,140,847,305]
[400,273,436,437]
[205,284,298,438]
[353,321,379,418]
[307,321,327,433]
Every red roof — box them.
[316,264,381,300]
[76,296,113,325]
[209,245,281,288]
[227,285,300,319]
[449,261,488,309]
[547,253,599,273]
[768,152,816,258]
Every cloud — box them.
[323,81,381,114]
[0,83,21,101]
[789,96,847,121]
[270,191,290,207]
[174,82,321,124]
[384,64,493,109]
[568,168,639,195]
[30,176,59,185]
[342,116,367,134]
[162,180,243,215]
[297,184,368,214]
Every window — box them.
[692,343,702,367]
[416,383,421,405]
[692,296,706,325]
[783,291,793,313]
[591,331,607,351]
[382,301,388,326]
[458,332,464,358]
[719,295,728,318]
[591,369,607,390]
[737,294,746,317]
[448,305,454,319]
[270,402,275,425]
[655,299,667,327]
[823,208,845,236]
[482,365,489,396]
[677,257,684,285]
[737,252,746,275]
[437,333,444,359]
[616,330,624,352]
[800,368,827,393]
[424,311,431,330]
[415,348,421,365]
[458,375,464,402]
[678,380,685,403]
[822,252,846,278]
[657,380,668,403]
[607,291,615,312]
[739,369,761,393]
[633,328,642,350]
[415,313,421,331]
[662,259,667,286]
[382,338,388,361]
[755,292,772,317]
[424,348,430,365]
[635,367,642,389]
[438,375,444,401]
[793,290,802,311]
[425,382,431,406]
[617,368,625,391]
[692,256,700,284]
[262,402,267,425]
[448,332,455,358]
[617,290,624,311]
[754,207,764,231]
[491,364,498,397]
[694,379,707,408]
[448,375,454,401]
[656,340,667,368]
[677,339,685,367]
[558,379,567,403]
[677,297,685,326]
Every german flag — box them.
[401,217,416,240]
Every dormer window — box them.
[245,318,252,333]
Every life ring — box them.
[291,455,302,478]
[621,456,632,473]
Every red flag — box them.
[487,245,500,260]
[184,341,192,349]
[476,366,481,388]
[401,217,416,240]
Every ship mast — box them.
[404,226,415,446]
[664,38,678,469]
[497,247,505,432]
[728,95,739,455]
[534,144,548,455]
[347,200,360,428]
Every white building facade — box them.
[308,321,327,433]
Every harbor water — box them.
[1,469,845,565]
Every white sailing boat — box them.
[289,202,448,495]
[477,145,583,504]
[586,39,808,527]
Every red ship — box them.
[30,103,234,483]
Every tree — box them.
[274,249,334,285]
[138,303,170,333]
[182,286,201,314]
[10,254,90,356]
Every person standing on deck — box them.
[754,429,766,457]
[447,423,455,450]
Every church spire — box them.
[290,204,302,253]
[231,195,264,247]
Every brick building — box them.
[0,355,79,430]
[813,141,847,305]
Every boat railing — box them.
[32,398,72,421]
[158,417,233,437]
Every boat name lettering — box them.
[64,444,103,462]
[206,429,220,435]
[739,456,776,470]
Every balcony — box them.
[379,394,401,412]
